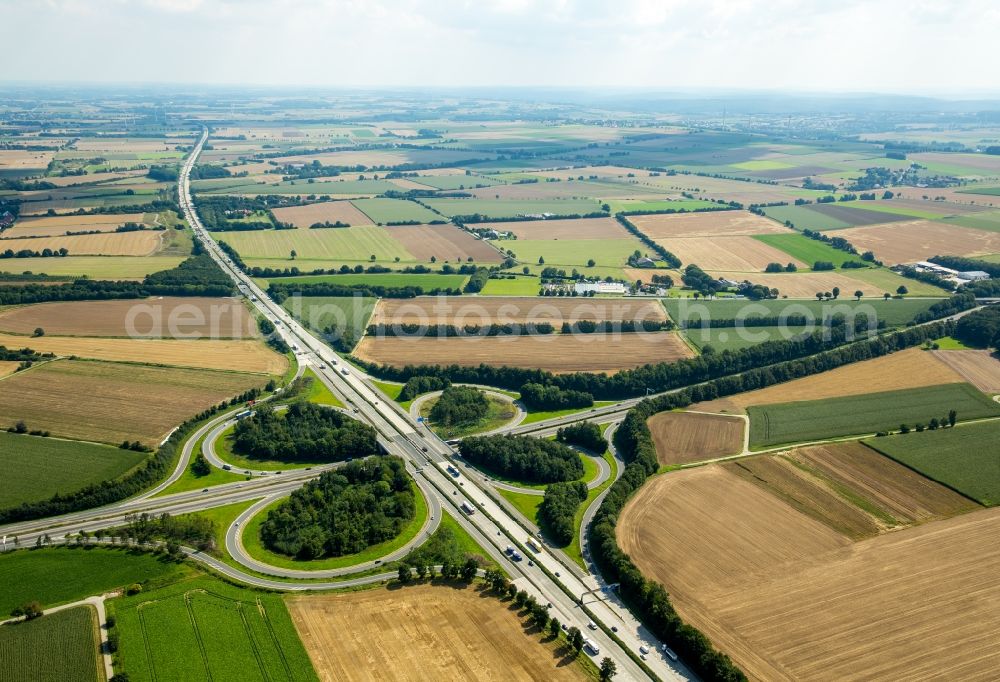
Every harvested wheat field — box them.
[618,461,999,681]
[0,359,267,445]
[0,149,54,170]
[271,201,373,228]
[0,361,20,378]
[2,213,147,238]
[0,332,286,374]
[696,347,963,413]
[287,585,586,682]
[371,296,667,326]
[629,211,788,238]
[666,236,805,272]
[386,224,503,263]
[648,411,745,465]
[0,297,257,338]
[931,349,1000,393]
[355,332,693,373]
[706,270,885,299]
[0,231,162,256]
[835,219,1000,264]
[482,217,629,240]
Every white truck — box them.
[583,638,600,656]
[526,537,542,553]
[460,501,475,515]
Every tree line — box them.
[615,215,682,268]
[368,322,557,338]
[538,481,588,546]
[458,434,585,484]
[260,456,415,560]
[519,382,594,411]
[398,375,451,401]
[954,305,1000,349]
[232,401,378,462]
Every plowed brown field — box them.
[271,201,373,228]
[2,213,147,238]
[0,332,286,374]
[667,236,805,272]
[482,217,628,240]
[629,211,788,238]
[618,453,998,681]
[931,349,1000,393]
[835,219,1000,264]
[371,296,667,325]
[287,585,586,682]
[0,297,257,338]
[696,347,963,413]
[706,270,884,298]
[0,359,267,444]
[355,331,693,373]
[647,411,745,465]
[385,224,504,263]
[0,231,162,256]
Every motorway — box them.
[184,130,687,680]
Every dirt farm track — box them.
[287,585,585,682]
[618,463,1000,681]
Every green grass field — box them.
[0,606,101,682]
[606,199,720,214]
[683,325,813,352]
[0,433,148,509]
[220,226,412,262]
[753,233,868,268]
[264,272,468,289]
[956,186,1000,196]
[748,383,1000,448]
[497,488,543,522]
[0,547,188,615]
[761,205,854,231]
[663,296,940,328]
[205,178,398,196]
[939,211,1000,233]
[112,574,318,682]
[281,295,376,351]
[480,276,542,296]
[520,401,617,425]
[301,368,344,407]
[351,198,442,223]
[0,256,185,280]
[506,237,646,268]
[424,198,603,219]
[864,421,1000,506]
[847,267,953,296]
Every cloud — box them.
[0,0,996,94]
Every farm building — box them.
[575,281,627,295]
[957,270,990,281]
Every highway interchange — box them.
[0,130,689,682]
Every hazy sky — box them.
[3,0,997,94]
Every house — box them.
[957,270,990,281]
[0,211,14,230]
[574,281,627,295]
[633,256,656,268]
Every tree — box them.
[569,627,584,654]
[13,420,27,434]
[506,583,518,600]
[832,286,840,299]
[11,601,43,620]
[586,258,596,267]
[854,290,863,301]
[600,657,618,681]
[897,285,908,296]
[815,292,823,301]
[948,410,957,427]
[398,565,411,583]
[549,617,561,637]
[190,453,211,477]
[32,327,44,337]
[289,249,297,260]
[538,256,545,265]
[884,292,891,301]
[460,557,478,582]
[522,266,530,275]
